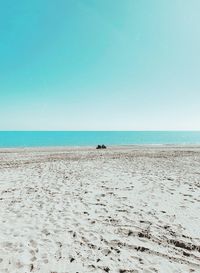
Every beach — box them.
[0,146,200,273]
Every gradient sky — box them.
[0,0,200,130]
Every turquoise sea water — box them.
[0,131,200,148]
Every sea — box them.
[0,131,200,148]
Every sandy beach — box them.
[0,146,200,273]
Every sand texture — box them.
[0,146,200,273]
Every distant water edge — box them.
[0,131,200,148]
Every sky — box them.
[0,0,200,130]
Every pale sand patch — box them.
[0,146,200,273]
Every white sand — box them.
[0,146,200,273]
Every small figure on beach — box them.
[96,144,107,149]
[96,145,102,149]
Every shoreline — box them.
[1,143,200,152]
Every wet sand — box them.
[0,146,200,273]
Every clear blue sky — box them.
[0,0,199,130]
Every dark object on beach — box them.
[96,145,102,149]
[96,144,107,149]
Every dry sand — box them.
[0,146,200,273]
